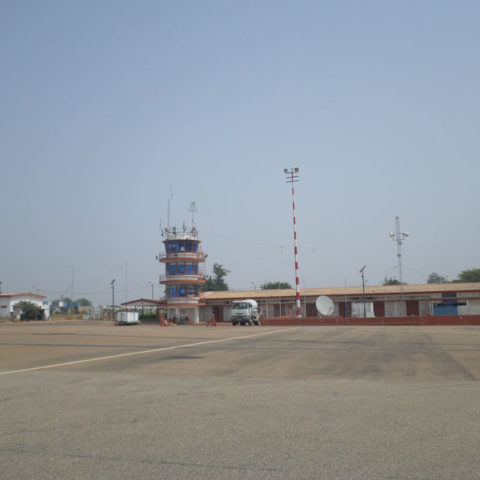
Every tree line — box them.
[203,263,292,292]
[383,268,480,286]
[205,263,480,291]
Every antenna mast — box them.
[167,185,173,229]
[189,202,197,228]
[389,216,409,285]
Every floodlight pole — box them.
[111,279,115,322]
[359,265,366,317]
[284,168,301,317]
[389,216,409,285]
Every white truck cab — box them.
[231,299,261,326]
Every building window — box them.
[185,264,198,274]
[442,292,457,298]
[167,242,178,253]
[166,263,199,276]
[167,285,192,298]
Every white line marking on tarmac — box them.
[0,327,300,376]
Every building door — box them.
[373,301,385,317]
[406,300,420,316]
[212,306,224,322]
[338,302,351,317]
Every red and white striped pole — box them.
[284,168,301,317]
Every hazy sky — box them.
[1,0,479,304]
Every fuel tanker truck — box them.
[231,299,261,326]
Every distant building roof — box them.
[121,298,165,307]
[0,293,47,299]
[200,283,480,301]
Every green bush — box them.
[13,301,45,321]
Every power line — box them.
[37,284,153,297]
[202,231,289,248]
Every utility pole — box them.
[389,216,409,285]
[284,168,301,317]
[124,261,128,303]
[359,265,366,317]
[111,279,115,322]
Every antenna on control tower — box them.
[167,185,173,229]
[189,202,198,228]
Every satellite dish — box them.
[316,296,334,316]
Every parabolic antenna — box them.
[316,296,334,316]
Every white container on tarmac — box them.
[116,311,140,325]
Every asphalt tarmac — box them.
[1,321,480,479]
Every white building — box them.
[0,293,49,319]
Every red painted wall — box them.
[260,315,480,326]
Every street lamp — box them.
[111,279,115,322]
[284,167,301,318]
[149,281,154,300]
[359,266,366,317]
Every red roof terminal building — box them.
[200,283,480,325]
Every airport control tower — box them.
[158,224,206,323]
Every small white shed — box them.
[0,293,49,319]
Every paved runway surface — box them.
[1,321,480,479]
